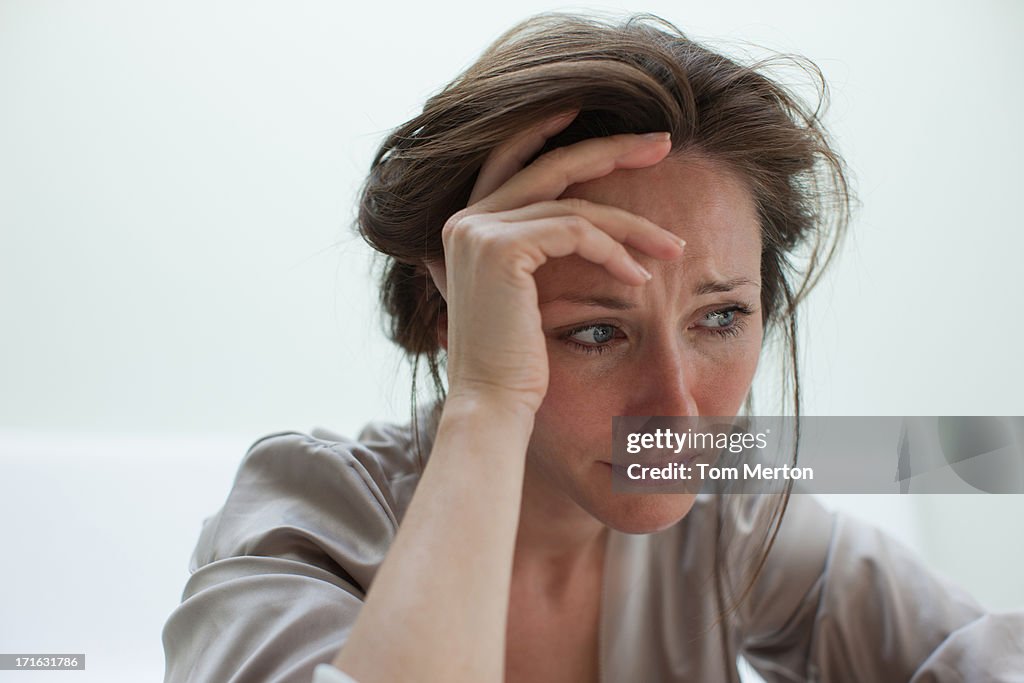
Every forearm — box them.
[332,394,534,683]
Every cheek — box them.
[537,359,617,429]
[692,344,762,415]
[531,354,630,465]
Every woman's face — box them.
[526,153,764,534]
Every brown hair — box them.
[356,10,853,669]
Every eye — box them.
[706,308,736,327]
[570,324,615,344]
[562,323,621,355]
[695,304,754,339]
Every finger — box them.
[473,132,672,214]
[468,109,579,206]
[427,193,685,305]
[501,215,656,286]
[495,198,686,259]
[431,111,580,301]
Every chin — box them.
[589,492,698,535]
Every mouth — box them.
[601,449,710,473]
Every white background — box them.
[1,1,1022,681]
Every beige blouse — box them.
[162,400,1024,682]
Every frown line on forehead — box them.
[539,277,761,310]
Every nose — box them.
[630,338,699,418]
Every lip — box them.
[602,459,694,478]
[603,461,667,485]
[601,450,708,471]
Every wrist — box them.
[443,386,539,427]
[436,391,537,462]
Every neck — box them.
[512,455,609,598]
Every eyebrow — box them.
[541,277,761,310]
[694,276,761,296]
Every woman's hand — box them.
[428,113,687,417]
[336,115,689,683]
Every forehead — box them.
[536,154,762,290]
[565,153,757,235]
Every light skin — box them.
[526,153,764,541]
[442,153,764,683]
[333,118,763,683]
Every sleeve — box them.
[736,493,1024,682]
[162,432,400,683]
[313,663,361,683]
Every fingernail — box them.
[641,132,671,141]
[633,262,653,281]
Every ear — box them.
[437,307,449,351]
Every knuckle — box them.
[443,211,513,260]
[442,209,474,240]
[560,196,591,213]
[536,145,569,167]
[474,230,510,258]
[562,215,589,237]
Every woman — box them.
[162,12,1023,683]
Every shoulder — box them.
[165,411,440,683]
[190,401,443,582]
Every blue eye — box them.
[563,324,619,355]
[696,305,753,338]
[571,324,615,344]
[706,308,735,327]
